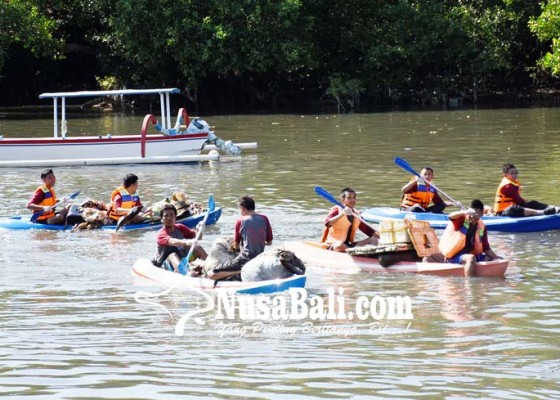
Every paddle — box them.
[30,190,81,222]
[314,186,379,237]
[115,205,143,232]
[177,195,215,275]
[394,157,464,209]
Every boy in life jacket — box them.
[152,204,207,272]
[27,169,70,225]
[426,199,500,277]
[401,167,448,213]
[322,187,379,252]
[108,174,150,225]
[493,163,559,217]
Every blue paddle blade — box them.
[314,186,343,208]
[177,257,188,275]
[68,190,81,200]
[394,157,421,178]
[208,195,215,213]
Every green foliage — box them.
[530,0,560,76]
[0,0,62,72]
[96,75,119,90]
[326,76,365,112]
[0,0,557,108]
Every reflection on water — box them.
[1,109,560,398]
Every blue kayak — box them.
[362,206,560,233]
[0,208,222,231]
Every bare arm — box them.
[402,179,418,193]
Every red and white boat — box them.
[0,88,256,167]
[282,241,509,278]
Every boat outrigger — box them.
[0,88,257,167]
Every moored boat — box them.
[0,88,257,167]
[362,206,560,233]
[0,207,222,231]
[282,241,509,278]
[131,258,307,294]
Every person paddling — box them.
[401,166,450,213]
[108,174,150,225]
[493,163,559,217]
[27,169,70,225]
[151,204,207,272]
[425,199,500,277]
[321,187,379,252]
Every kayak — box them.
[362,206,560,233]
[0,207,222,232]
[282,241,509,278]
[131,258,307,294]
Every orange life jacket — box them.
[493,177,520,213]
[33,185,57,221]
[438,218,485,258]
[109,186,140,221]
[401,178,437,209]
[321,207,361,245]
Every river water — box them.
[1,109,559,399]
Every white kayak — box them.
[131,258,307,294]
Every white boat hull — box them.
[0,133,208,165]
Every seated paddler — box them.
[152,204,207,272]
[493,163,559,217]
[108,174,151,225]
[424,199,501,277]
[321,187,379,252]
[27,169,70,225]
[401,166,448,213]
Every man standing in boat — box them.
[401,167,448,213]
[152,204,207,272]
[27,169,70,225]
[322,187,378,252]
[426,199,500,277]
[108,174,149,225]
[493,163,559,217]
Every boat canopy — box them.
[39,88,181,138]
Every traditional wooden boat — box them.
[282,241,509,278]
[0,88,257,167]
[0,207,222,231]
[362,206,560,233]
[131,258,307,294]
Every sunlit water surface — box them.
[1,109,559,398]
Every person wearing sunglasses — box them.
[493,163,558,217]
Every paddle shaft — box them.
[178,196,214,275]
[30,190,81,222]
[314,186,379,238]
[394,157,464,208]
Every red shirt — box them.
[28,188,47,205]
[233,213,273,257]
[499,183,526,206]
[156,224,195,246]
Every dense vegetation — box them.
[1,0,560,112]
